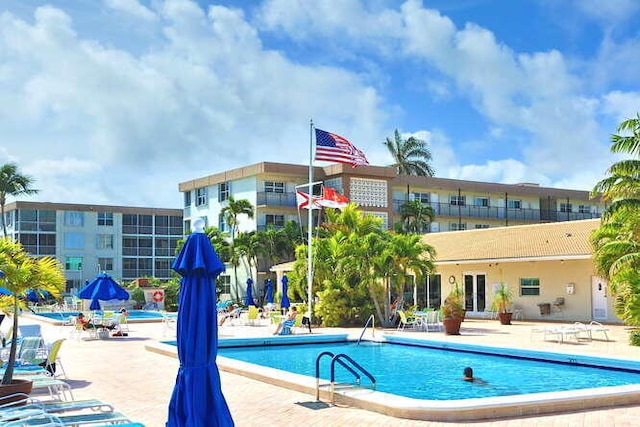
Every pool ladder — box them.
[357,314,375,345]
[315,351,376,403]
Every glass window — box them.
[520,278,540,296]
[450,223,467,231]
[96,234,113,249]
[578,205,590,214]
[65,256,83,271]
[64,232,85,249]
[218,182,230,202]
[64,211,84,226]
[98,257,114,271]
[217,275,231,295]
[196,188,208,206]
[218,213,228,233]
[264,181,285,193]
[97,212,113,226]
[474,224,490,229]
[265,214,285,227]
[184,191,191,207]
[450,195,466,206]
[474,197,489,207]
[507,200,522,209]
[411,193,430,204]
[155,215,169,235]
[39,210,56,223]
[560,203,573,213]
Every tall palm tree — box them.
[398,199,435,234]
[220,196,254,300]
[0,163,38,237]
[591,114,640,328]
[384,129,435,176]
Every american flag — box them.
[314,129,369,167]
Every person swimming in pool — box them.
[462,367,488,385]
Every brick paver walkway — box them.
[13,317,640,426]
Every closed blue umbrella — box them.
[265,279,273,304]
[245,278,254,306]
[77,272,129,310]
[280,274,290,310]
[166,219,234,427]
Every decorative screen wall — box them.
[350,178,388,207]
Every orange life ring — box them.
[152,290,164,302]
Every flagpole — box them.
[307,119,314,332]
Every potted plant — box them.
[493,283,514,325]
[441,282,465,335]
[0,238,65,400]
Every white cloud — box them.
[105,0,157,21]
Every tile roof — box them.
[422,219,600,264]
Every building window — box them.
[264,181,285,193]
[98,257,114,271]
[474,224,490,229]
[218,213,228,233]
[450,223,467,231]
[65,256,83,271]
[64,232,85,249]
[97,212,113,226]
[96,234,114,249]
[578,205,590,214]
[520,278,540,296]
[450,195,466,206]
[196,188,208,207]
[507,200,522,209]
[64,211,84,227]
[217,275,231,295]
[411,193,430,204]
[218,182,230,202]
[184,191,192,207]
[265,214,285,228]
[474,197,489,207]
[560,203,573,213]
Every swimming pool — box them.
[148,334,640,421]
[30,310,165,324]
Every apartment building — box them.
[3,201,183,294]
[178,161,603,235]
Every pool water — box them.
[217,341,640,400]
[34,310,164,321]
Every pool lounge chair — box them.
[574,321,611,341]
[397,311,421,331]
[3,410,133,426]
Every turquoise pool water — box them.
[210,340,640,400]
[34,310,164,321]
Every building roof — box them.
[6,201,182,215]
[422,219,600,264]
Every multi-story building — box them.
[178,161,605,298]
[3,201,183,294]
[179,161,603,234]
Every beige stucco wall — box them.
[436,258,621,324]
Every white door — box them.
[591,276,608,320]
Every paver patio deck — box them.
[11,317,640,426]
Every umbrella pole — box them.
[306,119,314,332]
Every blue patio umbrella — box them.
[265,279,274,304]
[77,272,129,311]
[25,289,50,303]
[280,274,290,310]
[245,278,254,306]
[166,219,234,427]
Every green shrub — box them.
[629,330,640,346]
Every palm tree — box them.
[591,114,640,328]
[398,199,435,234]
[384,129,435,176]
[220,196,254,300]
[0,163,38,237]
[0,238,65,385]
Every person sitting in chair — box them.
[273,306,297,335]
[218,304,242,326]
[78,312,116,330]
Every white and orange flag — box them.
[318,187,349,209]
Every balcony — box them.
[256,192,298,207]
[392,200,601,222]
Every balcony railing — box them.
[256,192,298,207]
[392,200,601,222]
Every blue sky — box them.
[1,0,639,208]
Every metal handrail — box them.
[357,314,375,345]
[314,351,376,402]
